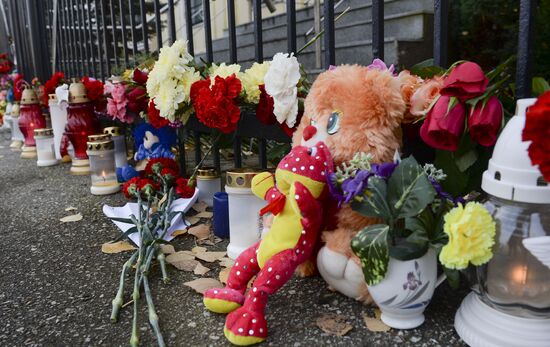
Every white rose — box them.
[264,53,301,127]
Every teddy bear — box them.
[291,64,410,302]
[203,141,333,345]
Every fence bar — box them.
[57,0,67,74]
[324,0,335,68]
[184,0,194,55]
[86,0,97,77]
[60,0,71,76]
[75,1,86,75]
[129,0,138,59]
[119,0,129,66]
[433,0,448,68]
[194,131,201,166]
[139,0,149,53]
[516,0,536,99]
[80,1,92,75]
[253,0,267,168]
[11,1,27,76]
[109,0,119,68]
[153,0,162,50]
[372,0,384,60]
[286,0,296,53]
[178,128,187,176]
[226,0,241,168]
[94,0,104,79]
[203,0,213,62]
[100,0,111,76]
[167,0,176,44]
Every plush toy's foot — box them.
[224,306,268,346]
[317,246,371,303]
[203,288,244,314]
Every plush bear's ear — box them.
[362,69,407,129]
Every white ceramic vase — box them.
[367,248,444,329]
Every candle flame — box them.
[511,265,528,285]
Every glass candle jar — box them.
[103,126,127,168]
[197,167,221,207]
[86,138,120,195]
[18,88,46,159]
[48,94,68,160]
[34,128,58,167]
[225,169,267,259]
[9,102,24,150]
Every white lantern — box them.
[34,128,58,167]
[103,126,127,168]
[86,134,120,195]
[225,169,267,259]
[48,93,70,161]
[455,99,550,347]
[8,102,24,150]
[196,167,221,207]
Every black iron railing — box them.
[0,0,537,173]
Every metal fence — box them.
[0,0,537,173]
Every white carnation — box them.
[264,53,301,127]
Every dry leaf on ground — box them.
[316,314,353,336]
[219,267,231,284]
[363,314,391,332]
[101,241,136,254]
[166,251,199,271]
[192,201,208,213]
[195,251,226,263]
[65,206,77,212]
[195,211,213,219]
[187,216,201,226]
[60,213,83,223]
[193,263,210,275]
[191,246,207,254]
[188,224,211,240]
[218,257,235,268]
[171,229,187,237]
[184,278,222,294]
[160,244,176,255]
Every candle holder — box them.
[86,137,120,195]
[6,102,23,150]
[18,88,46,159]
[34,128,58,167]
[197,167,221,207]
[48,94,71,162]
[454,99,550,347]
[225,168,267,259]
[65,81,101,175]
[103,126,127,168]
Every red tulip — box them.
[441,62,488,102]
[420,95,466,151]
[468,96,503,147]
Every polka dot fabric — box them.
[203,142,333,346]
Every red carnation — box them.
[43,72,65,105]
[81,76,104,101]
[440,62,488,102]
[147,100,169,129]
[133,69,148,85]
[523,91,550,182]
[175,177,196,198]
[122,176,141,199]
[191,75,242,133]
[256,84,276,125]
[145,157,180,177]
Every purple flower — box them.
[327,172,345,205]
[429,177,465,205]
[367,58,396,75]
[371,162,398,178]
[341,170,371,203]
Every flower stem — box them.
[157,250,169,284]
[188,132,222,184]
[111,251,138,322]
[143,275,166,347]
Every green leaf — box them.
[351,224,390,286]
[351,176,391,221]
[532,77,550,96]
[410,59,445,79]
[108,217,134,224]
[455,149,478,172]
[387,157,437,219]
[112,226,138,242]
[389,241,428,261]
[443,266,461,289]
[434,150,468,197]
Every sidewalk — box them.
[0,137,467,347]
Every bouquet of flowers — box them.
[109,157,196,347]
[328,153,495,286]
[42,72,66,105]
[0,53,13,75]
[104,69,149,124]
[146,40,201,125]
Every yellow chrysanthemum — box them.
[439,202,496,270]
[239,62,270,104]
[209,63,241,79]
[122,69,133,81]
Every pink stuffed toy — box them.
[204,141,333,345]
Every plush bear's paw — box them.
[224,306,267,346]
[317,246,371,302]
[203,287,244,314]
